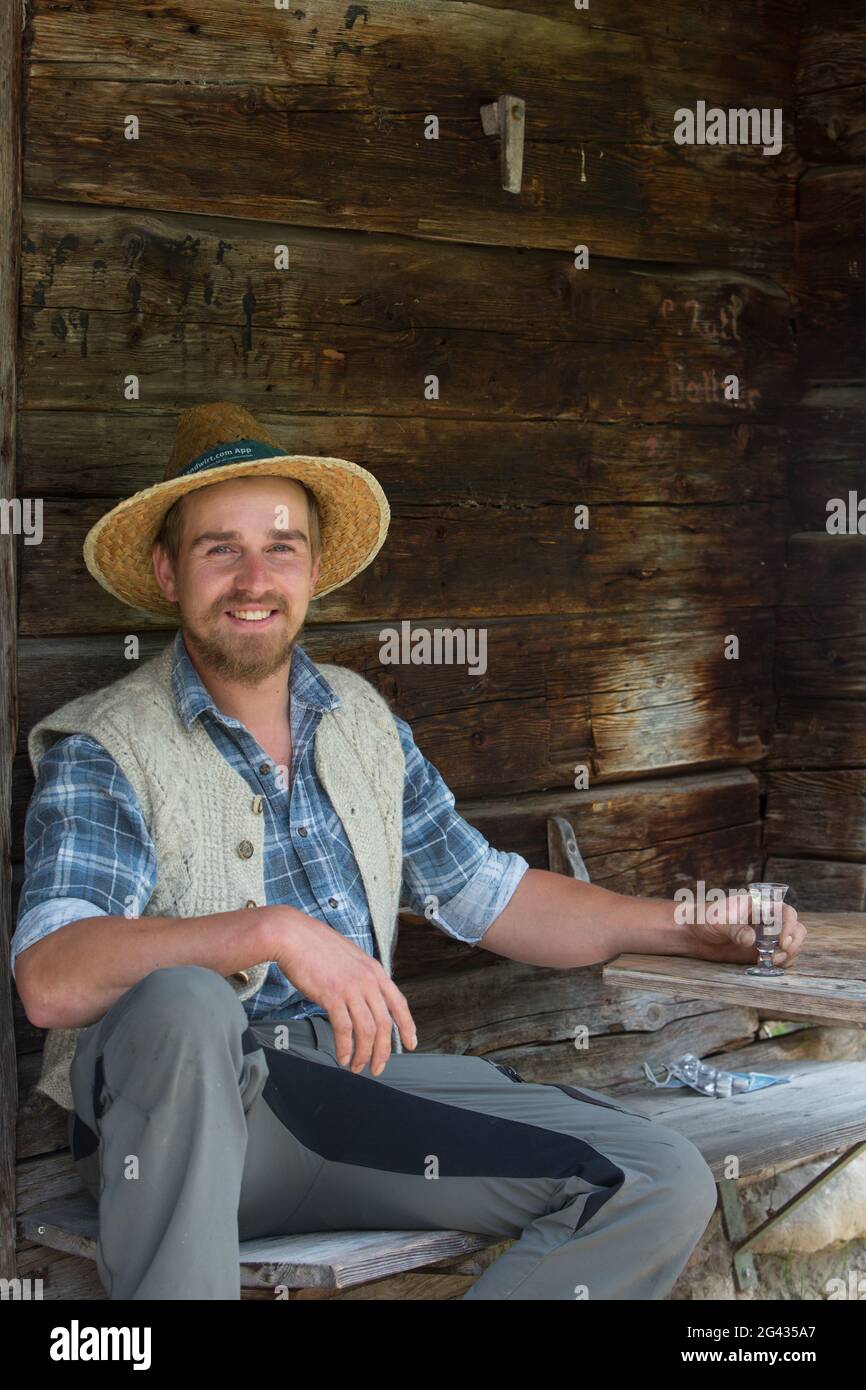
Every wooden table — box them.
[602,910,866,1027]
[602,909,866,1291]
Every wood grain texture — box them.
[604,910,866,1025]
[0,0,22,1286]
[765,769,866,857]
[22,2,799,268]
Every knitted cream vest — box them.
[26,639,406,1112]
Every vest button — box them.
[297,826,308,837]
[238,840,255,858]
[245,899,257,909]
[252,795,263,814]
[259,763,271,775]
[328,897,338,908]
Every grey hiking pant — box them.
[67,965,718,1300]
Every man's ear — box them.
[309,551,322,596]
[152,539,178,604]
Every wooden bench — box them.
[16,815,866,1298]
[18,1050,866,1297]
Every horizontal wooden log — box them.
[30,0,802,83]
[764,770,866,858]
[17,308,795,428]
[17,203,797,433]
[404,956,745,1056]
[763,857,866,911]
[790,458,866,532]
[485,0,801,56]
[18,493,789,632]
[22,93,796,270]
[481,1004,758,1091]
[798,88,866,163]
[797,0,866,161]
[767,698,866,769]
[12,619,774,818]
[20,202,797,347]
[787,395,866,465]
[794,240,866,381]
[18,407,788,505]
[781,534,866,606]
[22,6,798,269]
[798,0,866,94]
[775,606,866,698]
[799,166,866,235]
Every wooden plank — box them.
[17,498,790,634]
[763,858,866,913]
[29,0,801,82]
[21,89,796,270]
[402,955,751,1059]
[17,305,795,428]
[18,206,796,359]
[0,0,22,1286]
[775,606,866,697]
[485,0,801,57]
[781,534,866,606]
[618,1059,866,1181]
[17,1191,494,1291]
[767,698,866,769]
[793,242,866,380]
[446,1002,760,1095]
[799,166,866,235]
[18,408,790,506]
[798,0,866,93]
[797,2,866,159]
[764,770,866,857]
[21,7,797,268]
[603,911,866,1027]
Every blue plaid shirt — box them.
[12,630,529,1020]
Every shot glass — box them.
[744,882,789,977]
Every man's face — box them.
[152,475,321,686]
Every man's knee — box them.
[647,1124,718,1230]
[103,965,246,1047]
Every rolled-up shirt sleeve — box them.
[395,715,529,944]
[11,734,157,979]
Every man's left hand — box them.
[683,895,807,968]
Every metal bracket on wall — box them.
[719,1139,866,1292]
[547,814,591,882]
[480,95,526,193]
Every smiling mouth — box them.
[224,609,281,627]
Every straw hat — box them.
[82,402,390,619]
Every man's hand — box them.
[266,907,417,1076]
[682,894,807,968]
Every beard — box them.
[181,604,306,686]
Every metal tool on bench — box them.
[643,1052,791,1099]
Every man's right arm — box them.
[16,905,279,1030]
[15,733,416,1071]
[12,732,277,1029]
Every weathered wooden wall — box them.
[9,0,819,1296]
[764,0,866,907]
[1,0,23,1290]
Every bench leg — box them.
[718,1140,866,1292]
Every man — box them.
[13,402,805,1301]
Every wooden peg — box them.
[480,94,526,194]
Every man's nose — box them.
[233,549,275,591]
